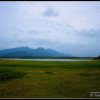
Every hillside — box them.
[0,47,72,58]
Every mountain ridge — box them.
[0,47,72,58]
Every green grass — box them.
[0,59,100,98]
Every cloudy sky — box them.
[0,1,100,57]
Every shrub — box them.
[0,69,26,82]
[45,71,53,74]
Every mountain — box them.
[0,47,33,58]
[0,47,72,58]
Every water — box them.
[1,58,93,61]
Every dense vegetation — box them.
[0,69,26,82]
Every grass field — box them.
[0,59,100,98]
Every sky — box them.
[0,1,100,57]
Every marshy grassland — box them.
[0,59,100,98]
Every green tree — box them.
[98,55,100,59]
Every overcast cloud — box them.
[0,1,100,57]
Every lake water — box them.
[2,58,93,61]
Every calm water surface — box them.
[1,58,93,61]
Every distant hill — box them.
[0,47,72,58]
